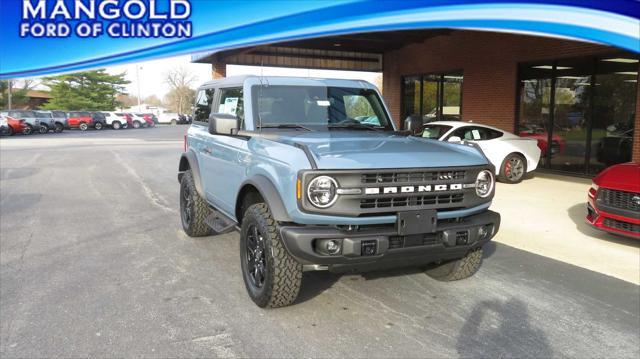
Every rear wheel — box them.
[499,153,527,184]
[94,122,103,130]
[23,124,33,135]
[38,124,49,134]
[133,121,141,129]
[112,121,121,130]
[180,170,212,237]
[79,123,88,131]
[171,119,177,125]
[240,203,302,308]
[54,123,64,133]
[426,248,483,281]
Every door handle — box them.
[201,147,212,155]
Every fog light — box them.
[478,225,493,240]
[326,240,341,254]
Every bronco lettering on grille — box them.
[365,183,463,195]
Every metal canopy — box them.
[192,29,453,72]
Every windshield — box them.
[36,111,53,118]
[252,85,393,131]
[422,124,452,139]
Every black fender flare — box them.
[178,151,205,198]
[239,175,292,222]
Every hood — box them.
[262,131,489,169]
[594,162,640,192]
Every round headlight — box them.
[475,170,495,198]
[307,176,338,208]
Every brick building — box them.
[193,29,639,176]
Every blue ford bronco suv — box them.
[178,76,500,308]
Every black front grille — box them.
[388,233,439,249]
[360,193,464,209]
[603,218,640,234]
[599,189,640,212]
[361,170,466,184]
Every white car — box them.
[422,121,541,183]
[101,112,129,130]
[157,111,180,125]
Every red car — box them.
[0,115,27,135]
[141,113,155,127]
[518,130,566,157]
[587,162,640,239]
[66,111,93,131]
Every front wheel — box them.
[38,124,49,134]
[23,124,33,135]
[425,248,483,281]
[133,121,141,129]
[171,119,177,126]
[180,170,212,237]
[112,121,121,130]
[79,123,88,131]
[240,203,302,308]
[54,123,64,133]
[94,122,103,130]
[498,153,527,184]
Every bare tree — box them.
[164,67,197,114]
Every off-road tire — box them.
[54,123,64,133]
[498,153,527,184]
[38,124,49,134]
[79,123,88,131]
[425,248,483,281]
[133,121,141,129]
[94,122,103,130]
[241,203,302,308]
[23,124,33,135]
[180,170,212,237]
[112,121,121,130]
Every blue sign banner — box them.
[1,0,638,79]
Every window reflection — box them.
[517,53,638,175]
[402,72,463,124]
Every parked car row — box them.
[0,110,160,136]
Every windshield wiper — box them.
[327,123,383,132]
[258,124,313,131]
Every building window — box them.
[401,71,463,124]
[517,52,638,175]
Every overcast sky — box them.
[104,55,381,101]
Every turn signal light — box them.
[296,179,302,200]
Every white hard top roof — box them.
[199,75,377,90]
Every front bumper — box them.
[280,210,500,272]
[586,198,640,239]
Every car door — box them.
[204,86,250,215]
[188,87,218,202]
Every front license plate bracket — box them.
[397,209,437,236]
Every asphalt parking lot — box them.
[1,126,639,358]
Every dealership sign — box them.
[20,0,192,38]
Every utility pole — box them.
[7,80,12,110]
[135,65,142,112]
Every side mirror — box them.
[403,115,422,135]
[448,136,462,143]
[209,113,239,135]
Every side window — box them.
[343,94,380,126]
[218,87,244,124]
[450,126,502,141]
[194,88,215,123]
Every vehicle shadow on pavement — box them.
[456,298,552,358]
[567,203,639,248]
[295,271,342,304]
